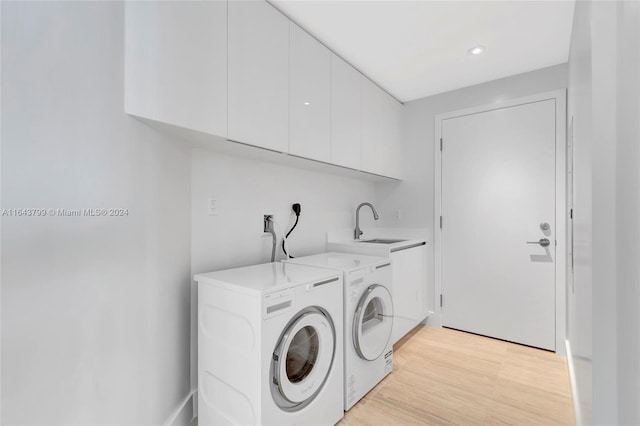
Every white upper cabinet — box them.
[382,92,403,178]
[361,78,386,175]
[289,24,331,162]
[361,77,403,178]
[228,0,289,152]
[125,0,402,179]
[125,1,227,137]
[331,55,362,170]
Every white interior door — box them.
[441,99,556,350]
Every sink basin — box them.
[357,238,407,244]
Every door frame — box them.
[433,89,567,354]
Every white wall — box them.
[567,1,594,424]
[376,64,568,317]
[190,148,378,402]
[614,3,640,424]
[590,2,619,424]
[1,2,192,424]
[568,1,640,424]
[191,150,378,273]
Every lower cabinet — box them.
[390,244,429,344]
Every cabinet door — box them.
[331,55,361,169]
[361,78,386,175]
[391,245,429,344]
[361,78,403,178]
[228,0,289,152]
[289,24,331,162]
[381,93,403,178]
[125,1,227,136]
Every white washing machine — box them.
[195,262,344,426]
[284,252,394,410]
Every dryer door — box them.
[353,285,393,361]
[271,307,336,411]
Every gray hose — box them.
[267,219,277,262]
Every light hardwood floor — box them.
[339,325,574,426]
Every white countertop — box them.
[284,252,389,272]
[328,227,427,247]
[329,237,427,251]
[195,262,341,295]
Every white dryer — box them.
[195,262,344,426]
[285,252,394,410]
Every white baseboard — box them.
[565,339,582,426]
[425,311,442,327]
[164,390,195,426]
[192,390,198,422]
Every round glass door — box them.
[353,285,393,361]
[271,307,335,411]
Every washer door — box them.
[353,285,393,361]
[271,307,336,411]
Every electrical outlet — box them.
[207,198,218,216]
[263,215,273,233]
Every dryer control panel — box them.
[346,261,392,308]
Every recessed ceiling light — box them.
[303,102,310,106]
[467,46,486,56]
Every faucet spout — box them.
[354,202,379,240]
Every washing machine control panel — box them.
[263,289,294,319]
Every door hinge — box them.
[570,208,573,219]
[439,216,443,229]
[440,294,443,307]
[440,138,443,151]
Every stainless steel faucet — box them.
[354,202,379,239]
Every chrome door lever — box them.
[526,238,551,247]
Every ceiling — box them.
[271,1,575,102]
